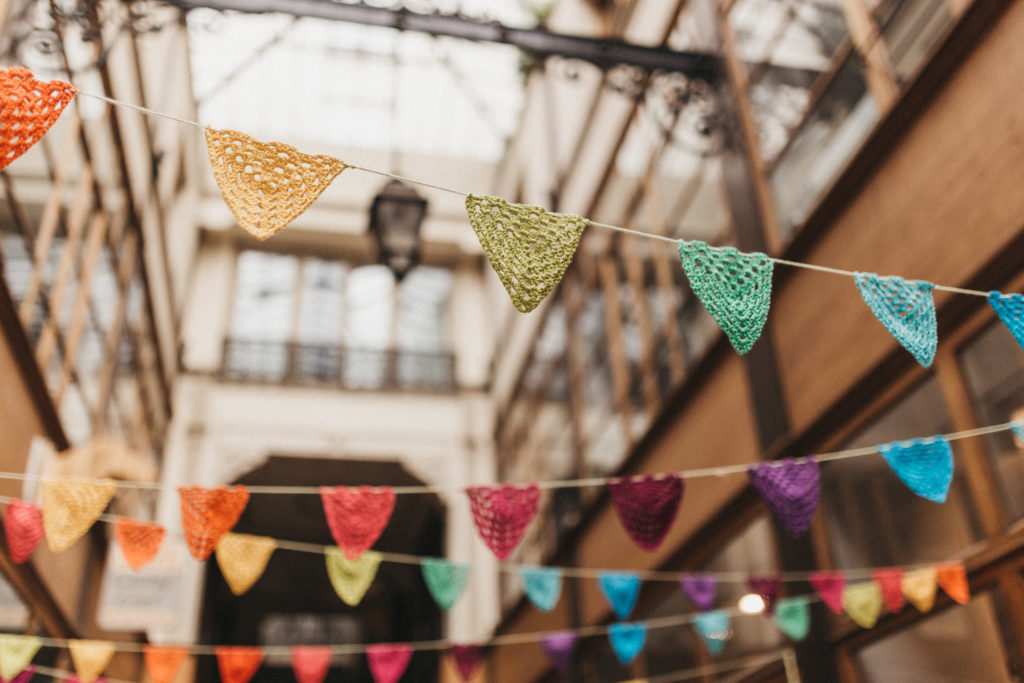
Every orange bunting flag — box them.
[936,561,970,604]
[143,646,188,683]
[0,67,77,171]
[115,518,165,570]
[215,533,276,595]
[205,128,347,240]
[216,647,264,683]
[4,499,44,563]
[41,479,116,552]
[178,485,249,561]
[68,639,116,683]
[291,646,331,683]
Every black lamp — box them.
[368,179,428,280]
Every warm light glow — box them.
[738,593,766,614]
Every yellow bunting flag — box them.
[0,634,41,680]
[69,639,116,683]
[41,479,117,552]
[901,567,938,613]
[842,581,883,629]
[325,547,382,606]
[216,533,277,595]
[205,128,347,240]
[465,194,588,313]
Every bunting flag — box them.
[4,665,34,683]
[319,486,395,559]
[41,479,117,552]
[366,644,412,683]
[114,518,165,570]
[1013,422,1024,444]
[607,474,684,551]
[936,561,970,604]
[67,677,104,683]
[178,485,250,561]
[608,622,646,665]
[3,500,44,564]
[0,68,77,171]
[748,575,781,614]
[878,437,954,503]
[987,292,1024,349]
[519,566,562,612]
[694,610,731,655]
[68,640,115,683]
[873,567,905,613]
[854,273,937,367]
[0,634,41,681]
[449,645,482,682]
[325,547,382,606]
[421,558,470,611]
[747,458,820,536]
[902,567,938,613]
[465,484,540,560]
[215,647,263,683]
[205,128,347,241]
[539,632,576,674]
[773,597,811,641]
[290,646,331,683]
[464,195,587,313]
[598,571,641,620]
[215,533,276,595]
[809,571,846,614]
[678,240,774,355]
[680,574,717,611]
[143,646,187,683]
[843,581,883,629]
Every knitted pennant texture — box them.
[114,518,165,570]
[465,194,587,313]
[678,240,774,354]
[449,645,482,682]
[325,547,381,606]
[902,567,938,613]
[215,647,263,683]
[680,574,717,611]
[68,640,115,683]
[936,561,970,604]
[143,646,187,683]
[843,581,883,629]
[873,568,905,613]
[608,622,646,665]
[42,479,116,552]
[747,458,819,536]
[598,571,641,620]
[366,644,412,683]
[205,128,347,240]
[291,646,331,683]
[319,486,395,559]
[855,273,937,367]
[0,635,41,681]
[773,597,811,641]
[0,68,77,171]
[465,484,539,560]
[519,566,562,612]
[4,500,43,564]
[178,485,249,561]
[810,571,846,614]
[988,291,1024,349]
[539,632,576,674]
[694,610,731,655]
[607,474,683,551]
[748,575,781,614]
[421,558,470,611]
[216,533,276,595]
[878,437,953,503]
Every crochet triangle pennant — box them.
[936,561,970,604]
[178,485,249,561]
[205,128,347,241]
[465,484,540,560]
[4,665,34,683]
[873,568,905,613]
[748,575,781,614]
[843,581,883,629]
[319,486,395,559]
[0,68,77,171]
[608,622,646,665]
[4,499,43,564]
[855,273,937,367]
[464,194,587,313]
[773,597,811,641]
[694,609,731,655]
[449,645,482,682]
[68,640,115,683]
[215,647,263,683]
[290,646,331,683]
[988,291,1024,349]
[519,566,562,612]
[607,474,683,551]
[878,437,953,503]
[42,479,116,552]
[747,458,819,536]
[114,518,165,570]
[810,571,846,614]
[421,558,470,611]
[325,547,381,606]
[680,574,718,611]
[539,632,576,674]
[0,635,41,681]
[598,571,641,619]
[902,567,938,613]
[366,644,412,683]
[216,533,276,595]
[142,646,187,683]
[678,240,774,354]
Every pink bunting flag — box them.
[450,645,482,682]
[4,664,35,682]
[607,474,683,551]
[215,647,263,683]
[366,644,413,683]
[320,486,395,559]
[4,500,43,564]
[465,484,540,560]
[748,575,781,614]
[810,571,846,614]
[873,567,905,613]
[291,646,331,683]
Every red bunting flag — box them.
[115,518,165,570]
[809,571,846,614]
[366,644,413,683]
[0,68,77,171]
[873,567,905,613]
[607,474,683,551]
[748,575,781,614]
[215,647,263,683]
[143,646,187,683]
[450,645,482,681]
[465,484,539,560]
[936,561,970,604]
[290,646,331,683]
[319,486,395,559]
[3,500,43,564]
[178,486,249,561]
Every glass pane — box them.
[877,0,952,83]
[232,251,298,341]
[344,265,394,388]
[297,258,345,345]
[396,266,452,353]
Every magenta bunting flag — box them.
[810,571,846,614]
[291,646,331,683]
[366,644,412,683]
[747,458,819,535]
[4,500,43,564]
[748,575,781,614]
[607,474,683,551]
[680,574,718,611]
[873,568,905,613]
[5,664,35,683]
[465,484,540,559]
[449,645,482,682]
[320,486,395,559]
[539,632,576,674]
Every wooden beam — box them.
[597,254,636,450]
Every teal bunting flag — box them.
[421,558,470,611]
[598,571,641,620]
[878,436,954,503]
[519,566,562,612]
[987,291,1024,349]
[608,622,646,665]
[773,597,811,641]
[694,610,731,655]
[855,273,937,367]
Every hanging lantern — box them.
[368,180,427,280]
